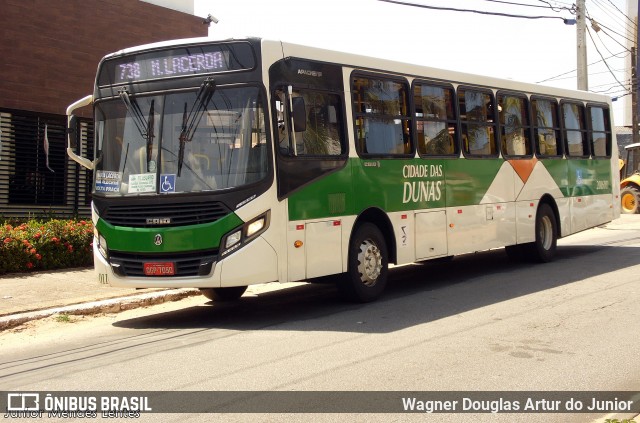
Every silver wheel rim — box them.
[357,239,382,287]
[539,215,553,250]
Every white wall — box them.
[141,0,194,15]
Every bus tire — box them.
[200,286,247,302]
[340,223,388,303]
[525,203,558,263]
[620,185,640,214]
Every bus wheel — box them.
[621,186,640,214]
[200,286,247,302]
[526,203,557,263]
[340,223,388,302]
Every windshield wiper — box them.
[118,89,156,172]
[177,77,216,177]
[118,88,148,138]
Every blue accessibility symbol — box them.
[160,174,176,193]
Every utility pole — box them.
[632,46,639,150]
[576,0,588,90]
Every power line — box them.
[589,0,636,40]
[377,0,573,21]
[586,26,629,93]
[536,50,628,83]
[604,0,637,29]
[536,0,575,13]
[543,67,626,81]
[479,0,558,9]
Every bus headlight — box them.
[220,211,270,257]
[246,217,265,237]
[225,230,242,249]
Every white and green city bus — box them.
[67,36,620,302]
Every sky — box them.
[194,0,633,125]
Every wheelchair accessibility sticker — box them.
[160,174,176,193]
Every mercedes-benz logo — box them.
[154,234,163,246]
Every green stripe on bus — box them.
[287,157,503,221]
[96,212,244,253]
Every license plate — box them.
[143,262,175,276]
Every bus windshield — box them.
[94,85,269,196]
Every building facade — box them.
[0,0,207,219]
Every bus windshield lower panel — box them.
[94,86,269,196]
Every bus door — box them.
[269,58,350,281]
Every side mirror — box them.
[65,94,94,170]
[67,115,78,149]
[292,97,306,132]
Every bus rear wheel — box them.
[340,223,388,302]
[621,186,640,214]
[525,203,558,263]
[200,286,247,302]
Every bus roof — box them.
[104,35,612,106]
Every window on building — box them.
[4,112,67,206]
[352,75,412,156]
[413,83,457,156]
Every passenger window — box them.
[275,89,345,157]
[562,102,589,157]
[459,88,497,156]
[352,76,412,156]
[498,94,531,157]
[414,83,457,156]
[532,98,562,157]
[588,106,611,157]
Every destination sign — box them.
[115,51,228,83]
[98,43,255,85]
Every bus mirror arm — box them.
[66,94,94,170]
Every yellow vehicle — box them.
[620,142,640,214]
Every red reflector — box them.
[143,262,175,276]
[401,214,407,219]
[457,209,463,214]
[333,220,341,226]
[296,224,305,230]
[530,203,534,207]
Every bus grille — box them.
[109,250,218,277]
[101,201,230,227]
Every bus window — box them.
[458,88,497,157]
[275,89,345,157]
[532,98,562,157]
[588,106,611,157]
[413,83,457,156]
[498,93,531,157]
[352,75,412,156]
[562,102,589,157]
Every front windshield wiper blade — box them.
[177,77,216,177]
[118,88,148,139]
[146,100,155,172]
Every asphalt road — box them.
[1,217,639,423]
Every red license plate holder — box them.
[143,262,175,276]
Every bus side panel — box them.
[219,237,279,287]
[444,158,510,255]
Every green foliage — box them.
[0,219,93,275]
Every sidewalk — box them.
[0,268,199,330]
[1,214,640,331]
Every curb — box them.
[0,288,200,331]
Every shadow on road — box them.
[113,243,639,334]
